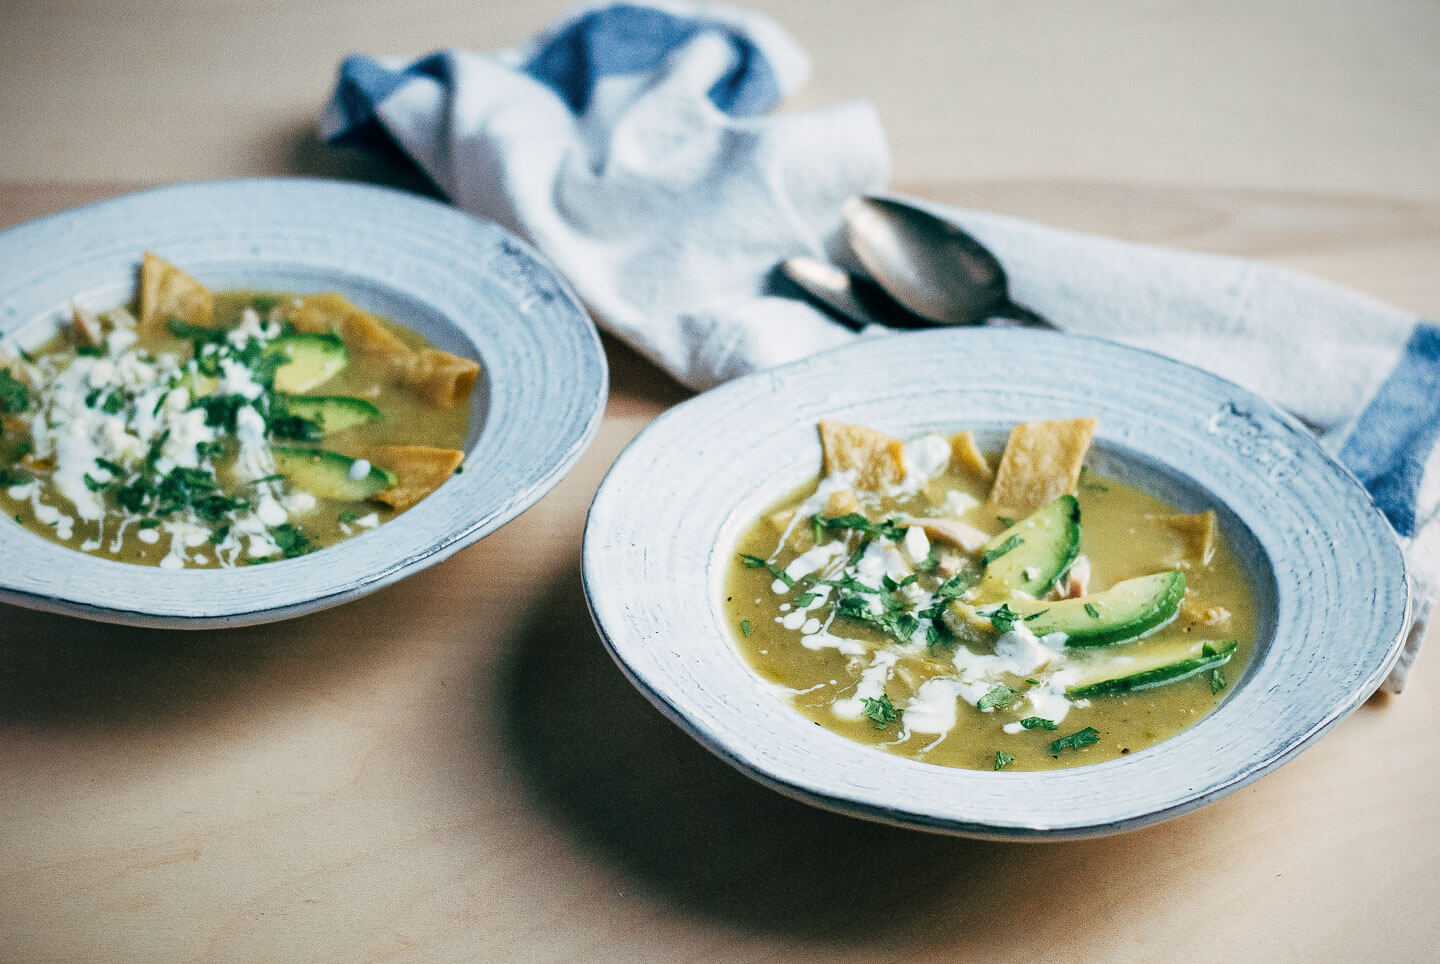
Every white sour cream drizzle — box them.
[4,306,319,569]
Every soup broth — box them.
[0,257,477,568]
[725,421,1255,771]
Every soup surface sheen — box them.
[0,283,472,568]
[725,422,1255,771]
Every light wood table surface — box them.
[3,2,1439,961]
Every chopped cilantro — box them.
[250,295,280,314]
[740,619,754,638]
[1019,717,1058,730]
[95,457,126,475]
[994,751,1016,771]
[995,516,1016,528]
[1084,602,1100,619]
[977,684,1017,711]
[1022,609,1049,622]
[100,393,125,415]
[167,317,222,341]
[860,692,900,730]
[82,473,108,492]
[268,413,323,442]
[985,603,1022,634]
[0,467,34,487]
[739,553,794,588]
[0,368,30,414]
[209,523,231,545]
[792,591,819,608]
[270,523,312,559]
[1210,668,1227,693]
[1051,726,1101,754]
[337,510,359,525]
[816,513,907,541]
[75,344,103,357]
[194,394,248,433]
[981,534,1023,566]
[810,513,826,546]
[137,518,161,530]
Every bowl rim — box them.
[0,177,607,627]
[582,326,1409,839]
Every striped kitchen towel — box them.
[321,1,1436,690]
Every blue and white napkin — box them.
[322,1,1437,691]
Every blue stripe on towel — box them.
[327,3,783,148]
[1340,321,1440,537]
[522,4,782,117]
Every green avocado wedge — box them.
[264,333,348,393]
[1066,640,1237,699]
[276,395,382,436]
[978,494,1081,600]
[270,446,395,500]
[1000,570,1187,647]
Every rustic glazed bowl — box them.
[583,328,1408,839]
[0,178,606,627]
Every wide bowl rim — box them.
[0,177,607,627]
[582,326,1409,839]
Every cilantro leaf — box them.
[994,750,1016,771]
[739,553,795,588]
[817,513,907,542]
[1019,716,1058,730]
[1051,726,1101,754]
[740,619,753,638]
[985,603,1022,634]
[977,684,1017,711]
[981,534,1024,566]
[1210,668,1226,693]
[861,693,900,730]
[0,368,29,415]
[1084,602,1100,619]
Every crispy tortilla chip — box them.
[292,294,478,409]
[391,348,481,410]
[818,420,904,491]
[825,488,860,517]
[1157,510,1217,566]
[987,418,1097,515]
[367,445,464,512]
[139,252,213,332]
[949,430,992,480]
[290,293,412,359]
[71,306,103,347]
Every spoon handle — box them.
[993,300,1057,330]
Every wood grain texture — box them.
[1,0,1438,960]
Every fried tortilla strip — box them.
[987,418,1097,516]
[949,430,992,480]
[71,306,103,347]
[391,348,481,410]
[367,445,464,511]
[140,252,213,332]
[290,292,412,358]
[818,420,904,491]
[292,294,479,409]
[1156,510,1217,566]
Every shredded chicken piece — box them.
[903,516,988,553]
[1057,555,1091,599]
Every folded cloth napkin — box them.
[322,0,1437,692]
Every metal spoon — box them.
[778,256,935,331]
[844,196,1054,328]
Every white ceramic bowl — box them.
[0,178,606,627]
[583,328,1408,839]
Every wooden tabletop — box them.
[3,2,1439,960]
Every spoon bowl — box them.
[844,196,1052,328]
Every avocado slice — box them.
[270,446,395,500]
[998,570,1186,647]
[979,494,1080,600]
[1066,640,1237,699]
[264,333,347,393]
[276,395,381,436]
